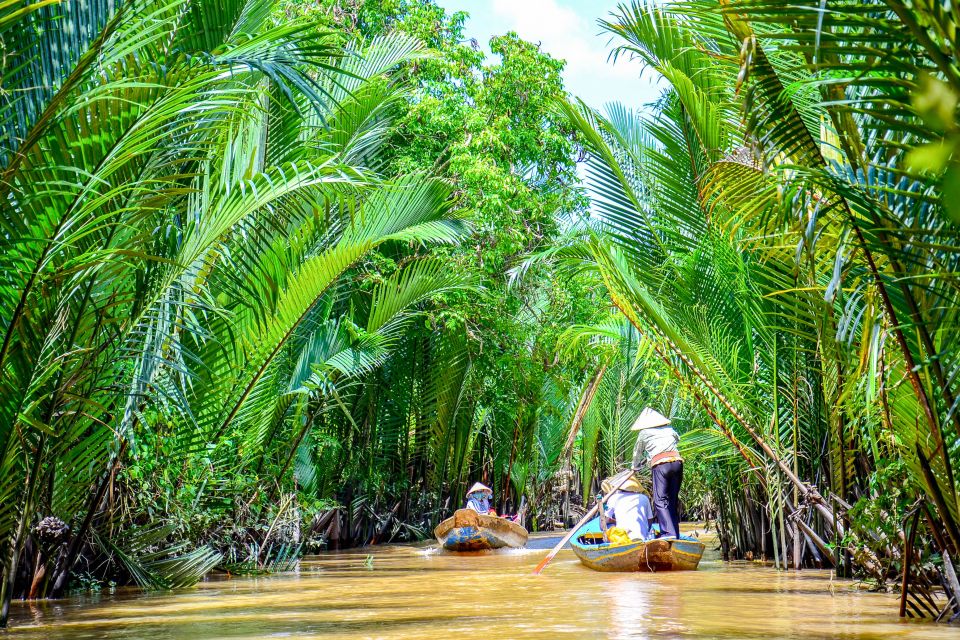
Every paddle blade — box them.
[531,552,556,575]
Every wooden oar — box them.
[531,469,635,575]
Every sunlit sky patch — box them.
[435,0,662,111]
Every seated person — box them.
[601,473,654,541]
[464,482,497,516]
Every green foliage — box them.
[277,0,605,531]
[0,1,613,620]
[5,0,958,625]
[558,0,960,593]
[0,0,484,615]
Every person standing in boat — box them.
[601,473,654,541]
[464,482,497,516]
[631,407,683,538]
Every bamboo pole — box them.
[793,516,835,565]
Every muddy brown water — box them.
[3,528,956,639]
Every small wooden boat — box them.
[434,509,528,551]
[570,517,705,572]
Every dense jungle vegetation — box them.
[2,0,959,626]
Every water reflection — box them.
[3,537,955,639]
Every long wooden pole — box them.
[532,469,634,575]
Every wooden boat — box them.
[434,509,528,551]
[570,517,705,572]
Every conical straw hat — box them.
[631,407,671,431]
[467,482,492,495]
[601,473,643,494]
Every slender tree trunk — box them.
[48,441,126,599]
[562,363,607,460]
[0,433,49,627]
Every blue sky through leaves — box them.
[436,0,662,111]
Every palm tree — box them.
[557,0,960,610]
[0,0,466,622]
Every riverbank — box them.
[4,536,954,639]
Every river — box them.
[3,532,955,639]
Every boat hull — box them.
[570,518,705,572]
[434,509,528,551]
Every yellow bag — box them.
[606,527,632,545]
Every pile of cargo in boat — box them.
[434,509,528,551]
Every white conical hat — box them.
[467,482,492,495]
[601,473,644,494]
[631,407,671,431]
